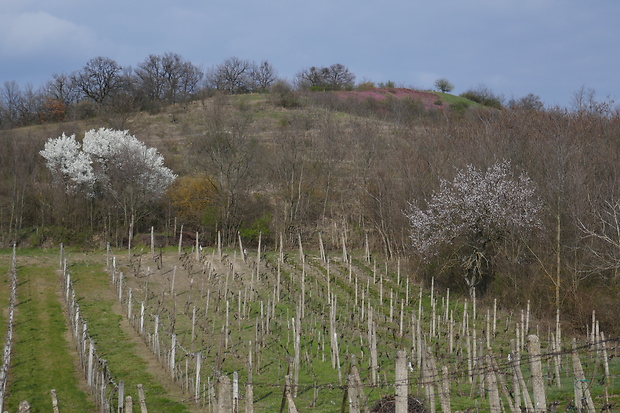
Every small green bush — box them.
[450,101,471,115]
[460,87,503,109]
[269,81,300,108]
[239,212,272,244]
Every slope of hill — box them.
[1,90,619,339]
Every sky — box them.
[1,0,619,108]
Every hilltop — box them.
[335,88,447,110]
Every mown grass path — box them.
[5,256,94,411]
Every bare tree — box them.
[508,93,544,111]
[295,66,326,90]
[16,84,44,126]
[570,86,614,116]
[44,73,80,107]
[0,81,21,128]
[323,64,355,90]
[579,198,620,279]
[295,64,355,91]
[206,57,255,94]
[72,56,127,106]
[250,60,278,92]
[135,53,203,106]
[192,95,259,243]
[134,54,167,103]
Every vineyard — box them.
[0,234,618,412]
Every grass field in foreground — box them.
[5,262,94,411]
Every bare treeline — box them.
[0,54,282,129]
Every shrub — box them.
[460,86,503,109]
[449,101,470,115]
[239,212,272,245]
[269,81,299,108]
[356,81,376,91]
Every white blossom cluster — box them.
[406,160,542,257]
[40,128,176,199]
[39,132,96,193]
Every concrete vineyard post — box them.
[137,384,148,413]
[440,366,451,413]
[118,380,124,413]
[218,374,232,413]
[246,341,254,413]
[239,232,245,263]
[511,339,533,412]
[347,373,360,413]
[283,375,298,413]
[196,231,200,261]
[571,338,595,412]
[233,371,239,413]
[51,389,59,413]
[195,352,202,404]
[527,335,546,412]
[125,396,133,413]
[486,355,501,413]
[395,350,408,413]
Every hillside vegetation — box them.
[1,89,619,334]
[0,84,619,410]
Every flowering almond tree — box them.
[40,128,176,224]
[38,132,96,194]
[406,160,542,296]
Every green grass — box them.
[68,260,191,413]
[5,264,94,412]
[432,91,482,107]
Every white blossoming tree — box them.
[39,132,96,194]
[40,128,176,224]
[406,160,542,296]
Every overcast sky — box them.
[1,0,619,108]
